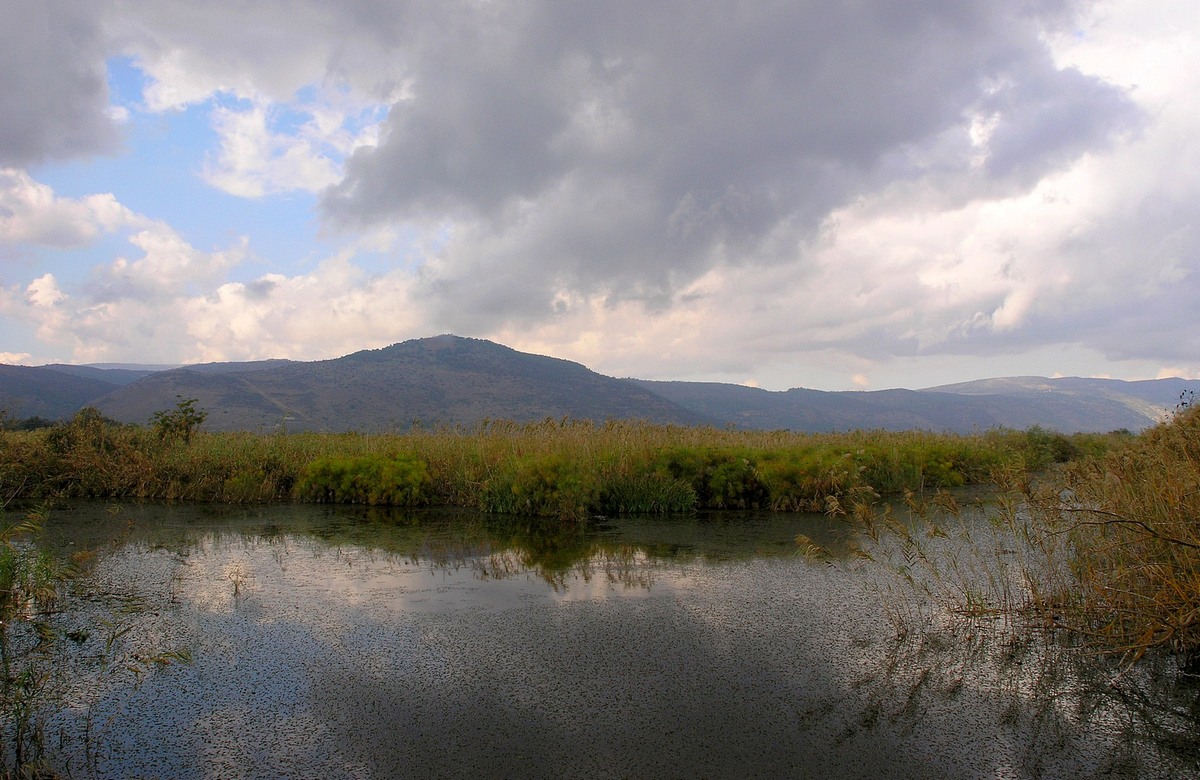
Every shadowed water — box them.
[32,503,1200,779]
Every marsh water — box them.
[31,502,1200,779]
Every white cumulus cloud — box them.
[0,170,145,249]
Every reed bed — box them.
[0,409,1105,522]
[1008,404,1200,669]
[841,405,1199,672]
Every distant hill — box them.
[630,377,1192,433]
[41,364,161,387]
[178,359,297,375]
[0,364,134,421]
[3,336,1197,433]
[627,381,1004,432]
[924,376,1194,423]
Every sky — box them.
[1,0,1198,392]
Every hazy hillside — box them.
[627,382,1015,432]
[925,376,1195,423]
[89,335,710,431]
[633,376,1196,433]
[41,364,160,387]
[180,359,296,375]
[5,336,1198,433]
[0,364,130,420]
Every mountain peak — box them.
[80,336,704,432]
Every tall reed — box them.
[2,409,1112,522]
[1008,405,1200,669]
[840,405,1196,673]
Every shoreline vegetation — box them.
[0,403,1120,517]
[2,403,1197,670]
[1,401,1198,773]
[838,400,1200,677]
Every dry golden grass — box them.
[1013,405,1200,668]
[846,406,1198,671]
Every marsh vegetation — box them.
[837,403,1200,675]
[0,404,1113,517]
[0,507,190,778]
[1,402,1197,776]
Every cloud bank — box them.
[1,0,1197,389]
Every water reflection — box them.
[44,502,849,586]
[839,496,1200,780]
[31,502,1200,779]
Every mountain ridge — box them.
[3,335,1196,433]
[84,336,711,432]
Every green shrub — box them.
[150,397,208,444]
[652,447,769,509]
[220,470,274,503]
[756,448,863,511]
[295,453,429,506]
[852,437,1008,493]
[1021,425,1080,467]
[481,455,599,521]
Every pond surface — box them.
[33,502,1200,779]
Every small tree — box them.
[150,397,208,443]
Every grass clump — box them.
[651,447,770,510]
[0,508,69,776]
[596,471,697,515]
[481,454,600,521]
[758,448,864,511]
[296,453,429,506]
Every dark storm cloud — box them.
[0,0,121,166]
[982,64,1142,184]
[321,1,1139,327]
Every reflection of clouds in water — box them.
[180,536,275,614]
[49,516,1198,779]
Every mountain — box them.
[3,336,1197,433]
[924,376,1195,423]
[0,364,138,421]
[630,377,1190,433]
[41,364,163,387]
[87,335,710,431]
